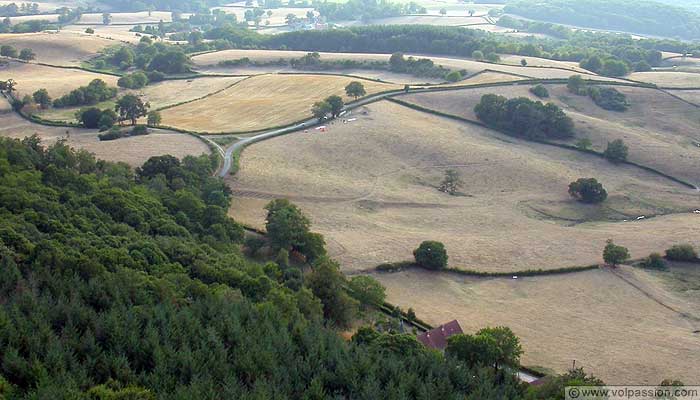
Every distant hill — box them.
[504,0,700,40]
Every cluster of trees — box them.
[52,79,118,108]
[0,2,39,15]
[75,95,153,129]
[474,94,575,140]
[97,37,190,74]
[96,0,222,13]
[98,124,149,141]
[0,45,35,60]
[567,76,630,112]
[0,137,535,398]
[641,244,698,269]
[311,94,344,120]
[117,71,149,89]
[389,52,461,80]
[504,0,700,40]
[0,17,52,33]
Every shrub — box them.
[117,72,149,89]
[529,84,549,98]
[604,139,628,163]
[642,253,666,269]
[444,70,462,82]
[567,75,587,95]
[98,110,117,131]
[98,127,126,141]
[568,178,607,203]
[146,70,165,82]
[147,111,161,126]
[131,125,149,136]
[665,244,698,262]
[0,44,17,58]
[18,48,35,61]
[76,107,103,128]
[588,87,629,111]
[85,27,95,34]
[413,241,448,270]
[600,58,629,77]
[472,50,484,60]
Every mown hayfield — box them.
[229,100,699,273]
[628,71,700,88]
[0,60,119,98]
[0,31,113,66]
[376,265,700,384]
[160,74,399,133]
[667,89,700,106]
[0,101,210,167]
[77,11,180,24]
[192,49,392,67]
[400,84,700,184]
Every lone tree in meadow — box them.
[115,94,149,125]
[414,241,448,270]
[603,239,630,267]
[604,139,628,163]
[344,81,366,100]
[439,169,463,195]
[568,178,607,204]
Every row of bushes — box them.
[98,125,149,141]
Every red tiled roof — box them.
[417,320,463,350]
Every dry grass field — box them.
[499,55,590,73]
[77,11,181,24]
[159,74,399,133]
[192,49,392,67]
[0,61,120,98]
[375,265,700,384]
[229,100,699,273]
[63,24,143,43]
[628,71,700,88]
[400,84,700,185]
[0,31,113,66]
[667,89,700,106]
[0,0,75,12]
[0,100,210,166]
[36,76,248,122]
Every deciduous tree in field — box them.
[344,81,366,100]
[568,178,607,204]
[413,241,448,270]
[115,94,149,125]
[603,239,629,267]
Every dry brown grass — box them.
[0,102,210,166]
[628,71,700,88]
[211,6,314,26]
[229,100,699,273]
[400,84,700,184]
[192,49,392,67]
[0,60,119,98]
[62,24,143,43]
[339,15,490,27]
[0,31,113,66]
[7,14,60,24]
[499,55,590,73]
[159,74,399,133]
[375,265,700,384]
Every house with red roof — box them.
[416,320,463,351]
